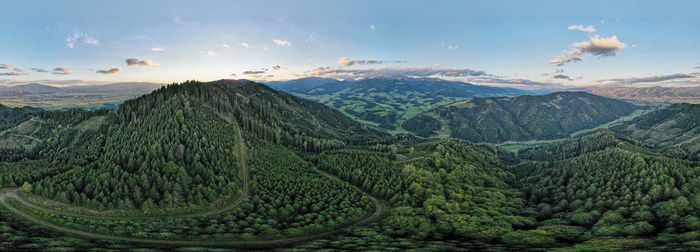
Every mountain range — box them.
[266,76,533,132]
[587,85,700,104]
[403,91,640,142]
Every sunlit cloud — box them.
[221,43,230,48]
[273,39,292,47]
[95,67,122,74]
[151,47,164,51]
[447,45,458,50]
[0,63,23,73]
[52,67,71,75]
[126,58,158,67]
[370,24,376,31]
[550,35,626,66]
[240,43,250,49]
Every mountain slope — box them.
[0,83,64,95]
[403,92,639,142]
[613,103,700,160]
[266,77,530,131]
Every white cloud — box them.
[550,35,626,66]
[305,32,317,43]
[240,42,250,49]
[273,39,292,47]
[200,50,217,56]
[447,45,458,50]
[65,32,99,48]
[370,24,376,31]
[152,47,164,51]
[126,58,158,67]
[567,24,597,33]
[221,43,230,48]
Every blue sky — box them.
[1,0,698,88]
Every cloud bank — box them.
[600,73,699,85]
[305,65,487,80]
[337,57,407,67]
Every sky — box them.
[1,0,699,88]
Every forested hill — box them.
[613,103,700,161]
[205,79,388,146]
[512,129,700,244]
[402,91,639,142]
[265,77,530,131]
[1,80,386,210]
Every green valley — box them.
[267,77,530,133]
[0,80,699,251]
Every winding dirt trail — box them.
[0,120,387,247]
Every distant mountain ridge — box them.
[0,82,166,109]
[265,76,532,131]
[587,85,700,104]
[403,91,640,142]
[0,83,64,95]
[0,82,165,96]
